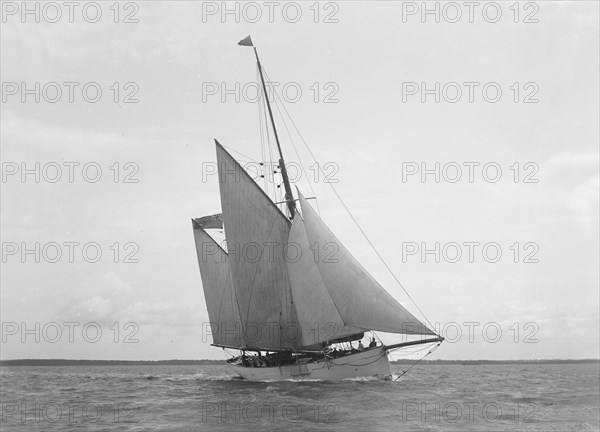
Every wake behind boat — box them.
[192,36,443,381]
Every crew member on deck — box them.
[358,340,364,351]
[369,337,377,348]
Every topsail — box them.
[193,213,223,230]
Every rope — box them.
[371,331,383,346]
[389,343,436,358]
[256,64,279,206]
[257,67,269,193]
[263,67,321,214]
[255,63,441,349]
[262,78,437,333]
[393,342,442,381]
[221,144,260,164]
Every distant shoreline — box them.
[1,359,598,366]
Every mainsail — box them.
[191,222,244,347]
[216,141,301,351]
[297,191,435,336]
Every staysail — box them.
[192,222,244,347]
[216,141,301,351]
[297,191,435,336]
[287,215,364,347]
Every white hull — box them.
[228,348,392,381]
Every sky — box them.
[1,1,598,361]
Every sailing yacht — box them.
[192,37,443,381]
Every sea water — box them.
[1,363,598,431]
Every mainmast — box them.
[239,36,295,218]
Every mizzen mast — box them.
[239,35,296,218]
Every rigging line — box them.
[266,104,282,209]
[258,64,293,218]
[257,65,272,195]
[223,348,237,360]
[268,91,437,334]
[389,343,436,358]
[257,64,272,198]
[228,159,258,166]
[220,144,260,164]
[370,331,383,346]
[274,96,321,215]
[263,67,320,215]
[393,342,442,381]
[259,69,280,209]
[257,67,269,193]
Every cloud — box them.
[546,152,599,166]
[569,175,600,223]
[53,271,205,334]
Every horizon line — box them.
[2,358,599,363]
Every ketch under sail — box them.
[191,36,443,381]
[194,143,435,351]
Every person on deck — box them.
[357,340,364,351]
[369,337,377,348]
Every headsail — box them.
[297,191,435,336]
[287,215,364,348]
[216,141,301,351]
[192,221,244,347]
